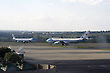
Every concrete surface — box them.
[2,43,110,73]
[22,46,110,73]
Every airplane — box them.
[12,34,34,43]
[8,46,25,57]
[13,46,24,70]
[46,31,90,45]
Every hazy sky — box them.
[0,0,110,31]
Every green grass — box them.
[0,42,110,50]
[101,48,110,50]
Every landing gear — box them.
[61,43,69,46]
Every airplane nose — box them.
[46,38,52,42]
[46,39,50,42]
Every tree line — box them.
[0,31,110,43]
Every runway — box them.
[15,46,110,73]
[24,47,110,61]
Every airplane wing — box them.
[54,41,60,44]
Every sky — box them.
[0,0,110,31]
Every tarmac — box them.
[6,43,110,73]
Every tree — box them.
[4,52,13,62]
[0,47,11,58]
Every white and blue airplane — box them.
[12,34,34,43]
[46,31,90,45]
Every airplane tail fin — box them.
[80,31,90,40]
[12,34,15,39]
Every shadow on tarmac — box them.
[25,57,110,73]
[54,59,110,73]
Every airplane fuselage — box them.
[13,38,33,42]
[46,38,84,43]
